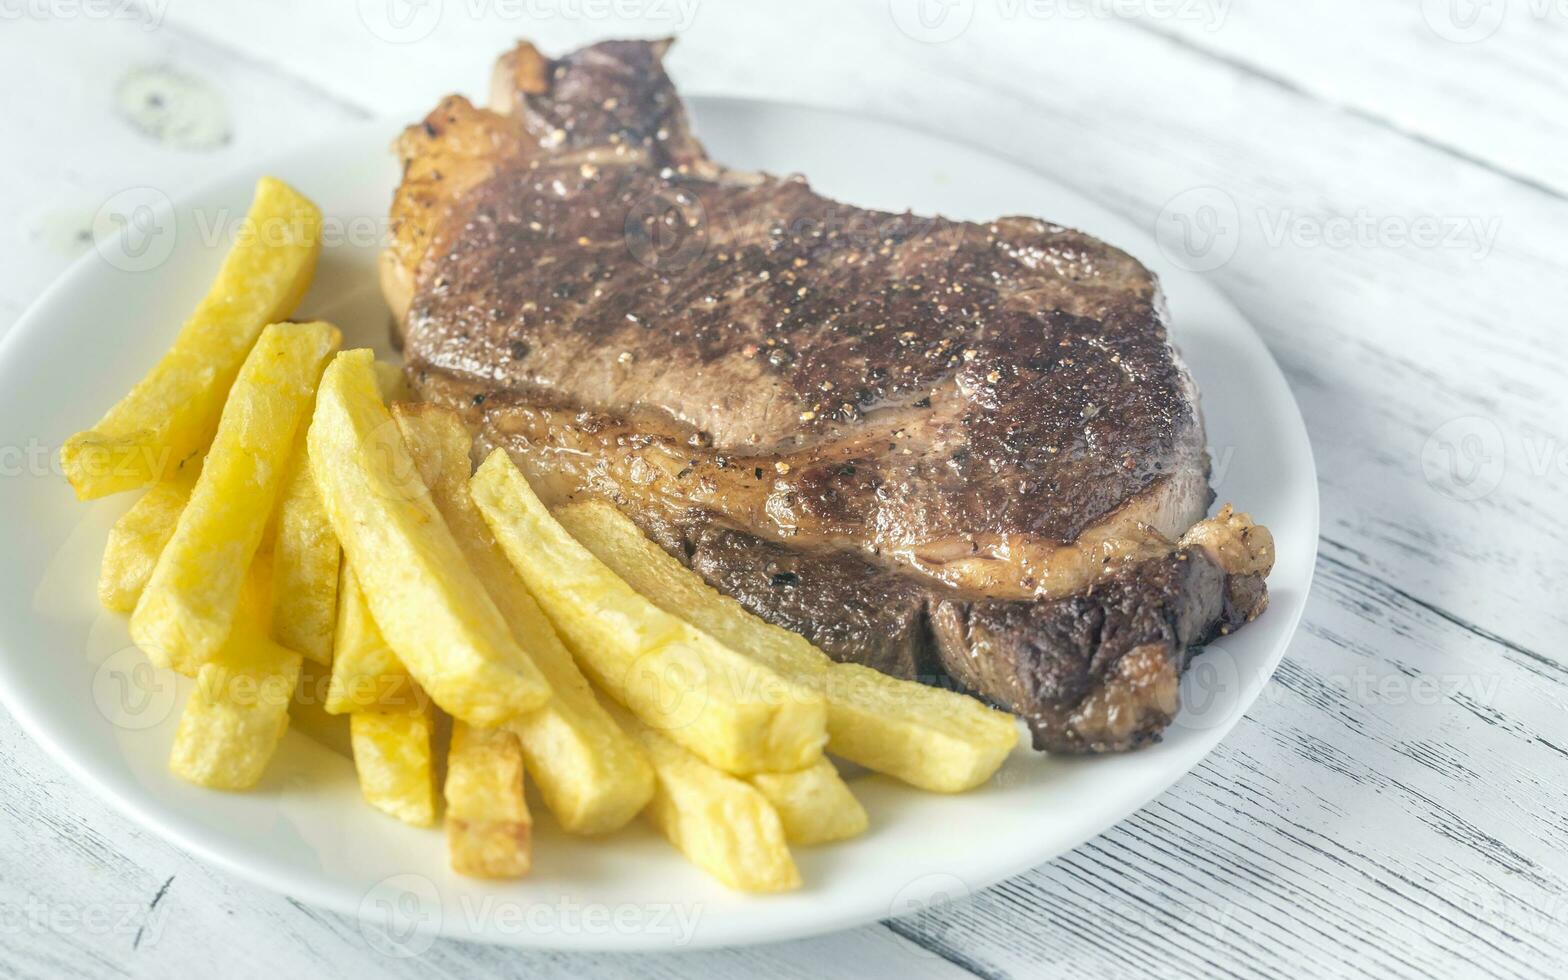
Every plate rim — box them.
[0,97,1319,952]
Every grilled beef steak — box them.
[384,39,1275,753]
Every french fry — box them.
[131,322,341,675]
[333,558,438,823]
[393,404,652,834]
[823,664,1017,792]
[470,449,826,776]
[269,432,340,665]
[748,758,868,845]
[306,349,551,726]
[555,500,1020,792]
[169,558,302,790]
[607,702,799,893]
[170,634,302,790]
[326,565,424,715]
[97,453,203,612]
[444,721,531,877]
[62,177,322,499]
[316,354,427,721]
[350,704,438,826]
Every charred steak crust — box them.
[932,550,1266,752]
[394,39,1277,754]
[629,506,1266,753]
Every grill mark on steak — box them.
[393,39,1277,753]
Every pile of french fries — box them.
[67,177,1021,890]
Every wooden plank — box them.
[1122,3,1568,198]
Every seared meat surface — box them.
[388,39,1275,752]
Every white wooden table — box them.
[3,2,1565,977]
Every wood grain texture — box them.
[1123,1,1568,198]
[2,3,1565,977]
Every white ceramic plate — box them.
[0,99,1317,953]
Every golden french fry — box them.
[748,758,868,845]
[62,177,322,499]
[169,558,302,790]
[392,404,652,834]
[329,359,414,709]
[444,721,531,878]
[131,322,341,676]
[326,565,424,714]
[306,350,551,725]
[97,453,203,612]
[350,703,438,826]
[607,702,799,893]
[270,433,340,665]
[824,664,1017,792]
[170,635,301,790]
[470,449,826,776]
[556,500,1019,792]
